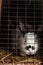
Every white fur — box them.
[20,32,39,56]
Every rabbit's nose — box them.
[26,45,31,50]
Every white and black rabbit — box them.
[18,21,39,56]
[9,18,41,56]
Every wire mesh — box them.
[0,0,43,65]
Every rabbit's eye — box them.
[29,45,31,48]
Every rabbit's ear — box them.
[18,19,26,34]
[37,25,42,32]
[37,23,43,33]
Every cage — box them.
[0,0,43,65]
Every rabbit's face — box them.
[20,32,39,56]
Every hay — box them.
[0,50,42,65]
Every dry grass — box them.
[0,50,42,65]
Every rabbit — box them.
[9,18,41,56]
